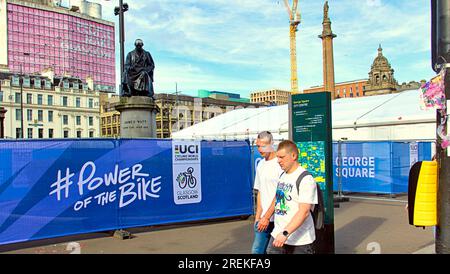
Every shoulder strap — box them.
[279,171,285,179]
[296,171,312,195]
[295,171,315,216]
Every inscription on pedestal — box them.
[114,96,159,139]
[122,120,150,131]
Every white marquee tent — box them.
[172,89,437,142]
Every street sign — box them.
[290,91,334,254]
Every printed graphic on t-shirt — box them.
[275,182,293,216]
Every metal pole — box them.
[20,65,24,139]
[337,140,342,197]
[437,65,450,254]
[250,140,256,214]
[434,0,450,254]
[117,0,126,96]
[335,138,349,203]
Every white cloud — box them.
[90,0,434,95]
[366,0,382,7]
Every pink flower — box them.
[441,139,450,149]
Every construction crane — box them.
[283,0,301,93]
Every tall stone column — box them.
[114,96,159,138]
[0,107,6,139]
[318,1,337,100]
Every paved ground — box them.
[0,194,435,254]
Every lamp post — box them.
[114,1,129,96]
[113,2,130,239]
[432,0,450,254]
[18,53,30,139]
[19,64,24,139]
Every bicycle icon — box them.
[176,167,197,189]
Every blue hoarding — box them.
[252,141,433,195]
[0,139,253,246]
[332,141,432,194]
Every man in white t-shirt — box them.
[267,140,318,254]
[251,131,283,254]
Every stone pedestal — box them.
[114,96,159,138]
[0,107,6,139]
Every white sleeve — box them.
[297,176,318,205]
[253,165,262,191]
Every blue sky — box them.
[84,0,434,98]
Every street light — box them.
[18,53,31,139]
[19,64,24,139]
[114,0,129,96]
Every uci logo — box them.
[176,167,198,189]
[175,145,199,155]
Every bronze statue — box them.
[121,39,155,98]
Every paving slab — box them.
[0,196,435,254]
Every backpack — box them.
[295,171,325,230]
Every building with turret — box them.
[305,45,424,99]
[364,45,398,96]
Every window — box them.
[76,97,81,108]
[16,128,22,139]
[77,131,82,138]
[76,116,81,126]
[38,110,43,122]
[62,96,68,106]
[48,95,53,106]
[63,130,69,138]
[15,109,21,121]
[15,93,21,103]
[44,80,51,89]
[48,128,54,139]
[27,109,32,121]
[63,115,68,125]
[88,116,93,126]
[23,77,30,88]
[27,94,32,104]
[34,79,41,89]
[12,76,20,87]
[37,94,43,105]
[0,90,3,102]
[63,81,69,89]
[48,111,53,122]
[38,128,44,139]
[88,98,93,108]
[89,131,94,138]
[27,128,33,139]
